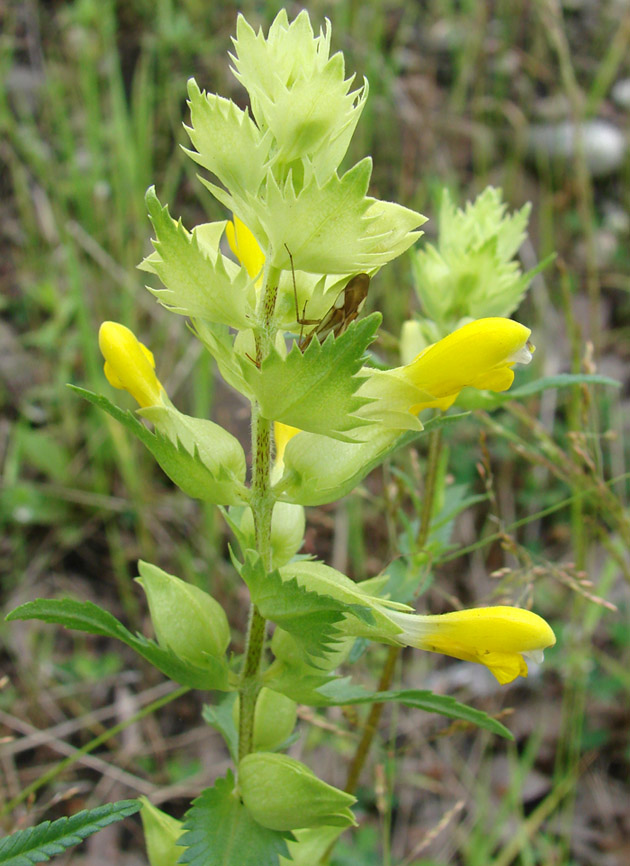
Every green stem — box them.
[237,265,280,762]
[344,644,399,795]
[343,427,443,796]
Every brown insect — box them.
[285,245,370,350]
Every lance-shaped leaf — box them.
[202,694,239,763]
[241,314,380,439]
[0,801,139,866]
[184,79,271,201]
[6,599,229,690]
[71,387,247,505]
[264,666,512,739]
[314,681,513,738]
[456,372,621,409]
[140,187,255,329]
[260,159,425,274]
[178,772,293,866]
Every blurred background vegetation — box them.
[1,0,630,863]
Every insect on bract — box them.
[285,245,370,351]
[299,273,370,350]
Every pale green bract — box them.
[184,10,425,276]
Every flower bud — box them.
[239,752,356,831]
[139,797,185,866]
[232,687,297,751]
[226,215,265,282]
[98,322,164,408]
[136,560,230,666]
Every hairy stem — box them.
[238,265,280,762]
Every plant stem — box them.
[344,427,443,795]
[344,644,399,795]
[238,265,280,762]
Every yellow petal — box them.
[392,605,555,685]
[274,421,302,469]
[98,322,164,408]
[227,215,265,283]
[401,317,533,412]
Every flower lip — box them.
[523,648,545,664]
[508,338,535,366]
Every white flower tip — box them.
[509,339,534,366]
[523,648,545,664]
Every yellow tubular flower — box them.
[388,606,555,684]
[226,215,265,283]
[98,321,164,408]
[402,317,534,412]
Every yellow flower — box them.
[401,317,534,412]
[388,605,555,684]
[274,421,302,469]
[226,215,265,282]
[98,321,164,408]
[357,317,534,431]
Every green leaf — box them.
[140,187,255,329]
[265,667,362,706]
[6,599,229,691]
[239,552,354,662]
[312,681,513,739]
[0,800,139,866]
[178,772,293,866]
[241,314,380,439]
[457,373,621,410]
[70,386,247,505]
[202,694,239,763]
